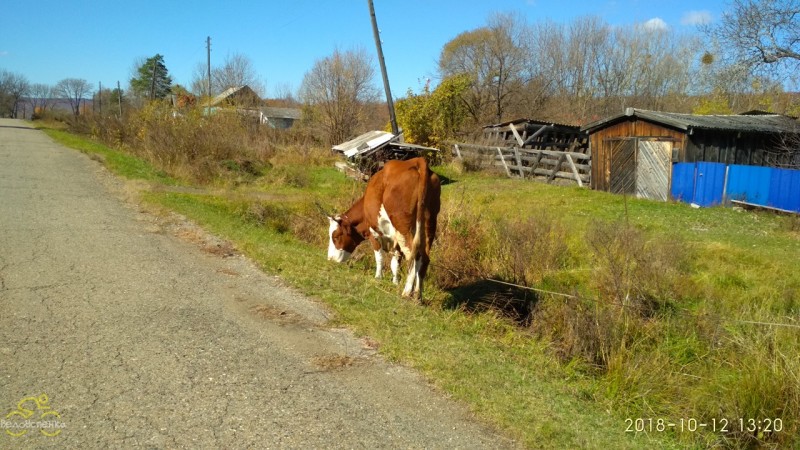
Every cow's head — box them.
[327,215,358,263]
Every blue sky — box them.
[2,0,727,98]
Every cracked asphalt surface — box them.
[0,119,515,449]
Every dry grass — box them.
[248,303,305,325]
[311,355,358,371]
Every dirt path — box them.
[0,119,515,448]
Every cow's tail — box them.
[410,158,428,260]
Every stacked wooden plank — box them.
[453,119,591,186]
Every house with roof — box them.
[208,85,262,109]
[581,108,799,201]
[260,106,302,129]
[206,85,301,129]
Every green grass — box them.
[50,129,800,448]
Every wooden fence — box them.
[452,143,591,186]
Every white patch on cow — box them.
[390,251,401,284]
[378,204,411,259]
[402,258,415,296]
[402,257,422,297]
[374,249,385,278]
[403,258,422,297]
[327,217,351,263]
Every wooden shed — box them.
[581,108,799,201]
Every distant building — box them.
[205,85,301,129]
[259,107,302,129]
[208,85,262,109]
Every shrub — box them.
[493,213,569,287]
[586,221,690,317]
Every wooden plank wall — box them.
[589,119,685,191]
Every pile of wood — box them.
[332,131,439,179]
[453,119,591,186]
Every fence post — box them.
[722,164,730,205]
[497,147,511,177]
[454,144,463,159]
[548,153,566,183]
[565,154,583,187]
[513,147,524,178]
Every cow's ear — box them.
[328,215,342,225]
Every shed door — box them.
[608,139,636,195]
[636,140,671,201]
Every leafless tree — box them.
[299,47,378,145]
[439,13,529,124]
[27,83,54,116]
[190,62,210,98]
[705,0,800,78]
[767,127,800,168]
[271,83,297,105]
[0,70,30,118]
[212,53,265,97]
[54,78,92,116]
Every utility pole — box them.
[207,36,212,116]
[368,0,398,136]
[98,81,102,115]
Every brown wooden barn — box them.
[581,108,799,200]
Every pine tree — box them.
[130,54,173,100]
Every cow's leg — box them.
[417,254,430,302]
[374,249,385,279]
[390,250,401,284]
[402,256,423,298]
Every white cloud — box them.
[681,10,712,26]
[642,18,668,31]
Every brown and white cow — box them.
[327,157,441,301]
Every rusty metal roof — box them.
[582,108,799,134]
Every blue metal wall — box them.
[671,162,800,213]
[727,165,771,205]
[768,168,800,212]
[670,163,695,203]
[694,163,726,207]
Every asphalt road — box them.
[0,119,514,449]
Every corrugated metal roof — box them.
[331,131,439,159]
[582,108,800,134]
[332,131,395,158]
